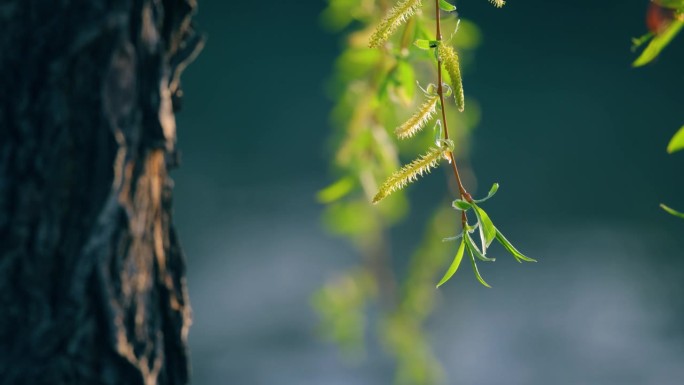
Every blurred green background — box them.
[173,0,684,383]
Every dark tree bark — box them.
[0,1,203,384]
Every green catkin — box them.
[369,0,423,48]
[373,145,447,203]
[437,43,465,112]
[490,0,505,8]
[395,94,440,139]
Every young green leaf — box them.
[436,42,465,111]
[631,32,654,51]
[666,125,684,154]
[436,237,466,287]
[633,20,684,67]
[414,39,432,50]
[472,204,496,252]
[495,228,537,263]
[438,0,456,12]
[660,203,684,219]
[442,233,464,242]
[395,94,440,139]
[474,183,499,203]
[373,144,448,203]
[465,233,495,262]
[452,199,472,211]
[317,177,355,203]
[369,0,423,48]
[466,242,492,288]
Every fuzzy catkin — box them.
[373,145,445,203]
[437,43,465,112]
[395,94,440,139]
[369,0,423,48]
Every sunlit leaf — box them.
[495,228,537,263]
[452,199,472,210]
[660,203,684,218]
[465,232,495,262]
[438,0,456,12]
[472,204,496,251]
[474,182,499,203]
[666,125,684,153]
[633,20,684,67]
[436,237,466,287]
[465,242,492,288]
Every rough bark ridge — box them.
[0,0,203,384]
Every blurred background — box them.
[172,0,684,384]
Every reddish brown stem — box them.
[434,0,472,228]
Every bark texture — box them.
[0,0,203,384]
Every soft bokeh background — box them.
[173,0,684,384]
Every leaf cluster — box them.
[437,184,536,288]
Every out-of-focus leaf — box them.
[631,32,654,51]
[438,0,456,12]
[395,60,416,102]
[658,0,684,9]
[660,203,684,218]
[317,176,355,203]
[666,125,684,153]
[495,228,537,263]
[414,39,432,50]
[633,20,684,67]
[436,237,465,287]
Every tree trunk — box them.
[0,1,203,384]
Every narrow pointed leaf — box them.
[452,199,472,211]
[436,238,466,287]
[466,242,492,288]
[633,20,684,67]
[442,233,464,242]
[495,228,537,263]
[472,204,496,251]
[474,183,499,203]
[660,203,684,218]
[666,125,684,154]
[465,233,495,262]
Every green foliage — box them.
[667,125,684,153]
[632,5,684,219]
[661,203,684,218]
[633,20,683,67]
[440,185,536,287]
[316,0,532,383]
